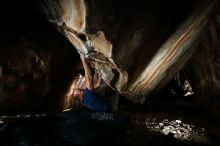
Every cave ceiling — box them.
[38,0,220,103]
[0,0,220,114]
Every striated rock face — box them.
[38,0,220,103]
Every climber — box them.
[72,53,119,112]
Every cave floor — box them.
[115,95,220,146]
[0,95,220,146]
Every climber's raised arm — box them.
[80,54,94,91]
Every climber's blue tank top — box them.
[82,88,110,112]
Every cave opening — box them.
[0,0,220,146]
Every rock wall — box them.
[180,12,220,98]
[1,0,220,114]
[38,0,219,103]
[0,0,80,114]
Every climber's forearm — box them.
[80,54,94,90]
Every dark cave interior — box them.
[0,0,220,146]
[0,0,81,114]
